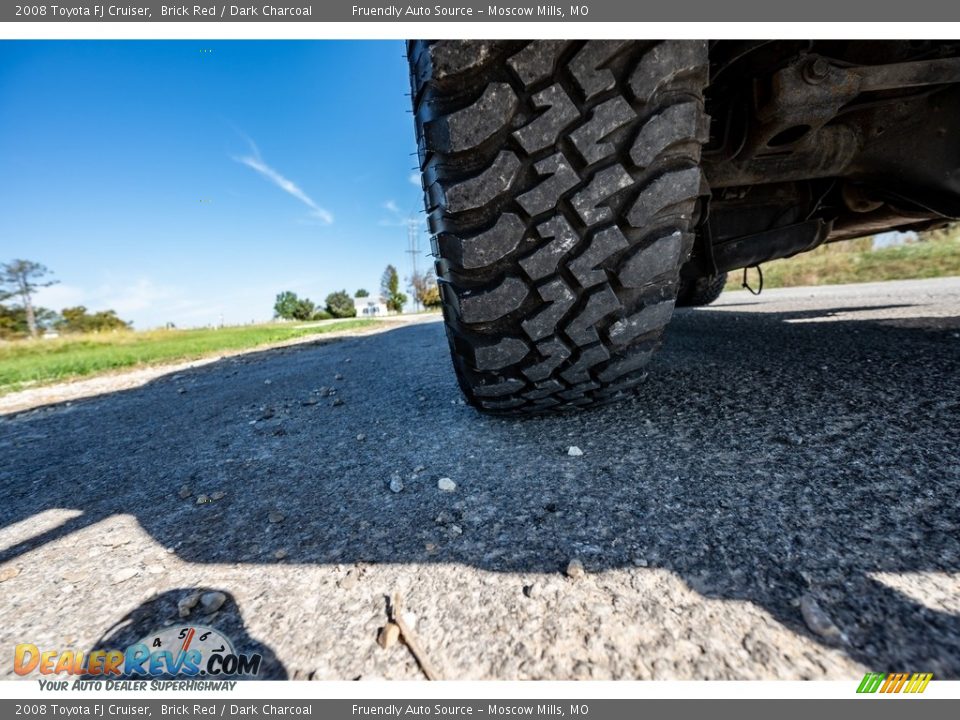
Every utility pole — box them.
[406,216,421,312]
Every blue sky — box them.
[0,41,426,328]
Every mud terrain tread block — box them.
[532,397,561,409]
[596,349,654,383]
[522,378,565,399]
[430,41,503,81]
[570,40,631,100]
[445,151,521,213]
[570,97,637,164]
[455,213,526,270]
[521,279,576,342]
[629,40,708,103]
[507,41,567,87]
[458,276,529,324]
[626,167,701,229]
[631,102,706,169]
[559,380,602,400]
[571,164,634,226]
[474,336,531,371]
[568,226,630,288]
[619,231,686,288]
[410,40,709,413]
[480,397,527,410]
[434,83,518,153]
[607,300,675,346]
[561,345,611,384]
[522,339,572,382]
[520,216,579,281]
[513,84,580,153]
[564,285,621,347]
[473,377,526,398]
[517,152,580,216]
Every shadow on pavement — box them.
[2,305,959,675]
[86,588,287,680]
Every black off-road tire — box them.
[409,40,709,413]
[677,272,727,307]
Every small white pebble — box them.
[437,477,456,492]
[565,558,586,579]
[567,446,583,457]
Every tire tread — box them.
[410,40,709,413]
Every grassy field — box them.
[0,319,378,394]
[725,230,960,291]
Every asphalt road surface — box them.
[2,278,959,680]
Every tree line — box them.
[0,259,131,340]
[272,264,441,321]
[1,256,446,340]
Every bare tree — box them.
[0,260,58,338]
[409,269,441,309]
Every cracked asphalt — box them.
[1,277,959,680]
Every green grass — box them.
[725,231,960,291]
[0,319,379,394]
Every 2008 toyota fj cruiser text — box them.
[409,40,960,413]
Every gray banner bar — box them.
[3,0,960,22]
[1,699,959,720]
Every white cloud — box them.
[97,278,178,314]
[309,208,334,225]
[33,278,209,329]
[33,274,351,329]
[31,283,86,310]
[234,138,333,225]
[379,199,426,228]
[409,172,421,186]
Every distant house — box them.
[354,297,389,317]
[872,230,919,249]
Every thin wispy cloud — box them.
[234,139,333,225]
[409,172,421,187]
[35,277,192,328]
[378,199,424,228]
